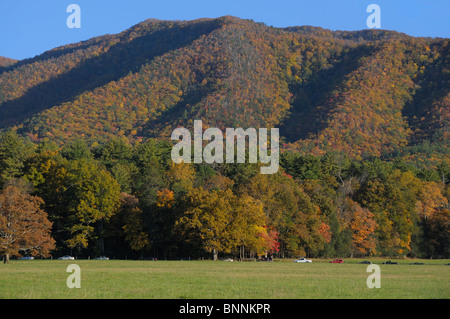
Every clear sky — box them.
[1,0,449,60]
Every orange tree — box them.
[0,185,55,263]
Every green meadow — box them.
[1,259,448,299]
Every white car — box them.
[294,258,312,263]
[58,255,75,260]
[93,256,109,260]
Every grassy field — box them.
[0,258,448,299]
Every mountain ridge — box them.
[0,16,448,165]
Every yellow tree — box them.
[177,187,235,260]
[359,170,424,256]
[176,187,267,260]
[415,181,448,221]
[165,162,195,194]
[229,193,267,259]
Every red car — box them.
[329,259,344,263]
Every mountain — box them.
[0,16,448,164]
[0,56,17,67]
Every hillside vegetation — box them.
[0,16,447,165]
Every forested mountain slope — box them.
[0,16,448,164]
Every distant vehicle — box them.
[358,260,372,264]
[19,256,34,260]
[294,258,312,263]
[58,255,75,260]
[221,258,233,262]
[329,259,344,263]
[382,260,398,264]
[93,256,109,260]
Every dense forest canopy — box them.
[0,131,448,260]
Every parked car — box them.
[294,258,312,263]
[329,259,344,263]
[358,260,372,264]
[58,255,75,260]
[19,256,34,260]
[93,256,109,260]
[382,260,398,264]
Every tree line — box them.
[0,130,449,262]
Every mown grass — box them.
[0,258,448,299]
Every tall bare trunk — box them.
[4,253,9,264]
[98,220,105,255]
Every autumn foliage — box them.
[0,185,55,263]
[0,17,447,169]
[0,17,448,261]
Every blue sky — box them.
[1,0,449,60]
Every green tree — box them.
[0,130,31,186]
[120,193,150,256]
[64,159,121,254]
[61,139,93,161]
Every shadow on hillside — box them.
[279,45,375,143]
[0,19,222,128]
[142,83,216,139]
[401,43,449,144]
